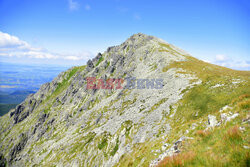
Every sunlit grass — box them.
[162,56,250,123]
[157,95,250,167]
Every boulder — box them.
[86,60,94,72]
[208,115,217,127]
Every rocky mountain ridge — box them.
[0,33,249,167]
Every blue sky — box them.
[0,0,249,70]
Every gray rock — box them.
[9,133,28,162]
[207,115,217,127]
[0,153,6,167]
[86,60,94,72]
[0,33,205,167]
[221,113,239,123]
[95,114,102,125]
[10,103,31,124]
[92,53,102,65]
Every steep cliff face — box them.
[0,34,249,167]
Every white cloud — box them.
[212,54,250,70]
[0,31,93,62]
[0,31,29,48]
[68,0,79,11]
[215,54,227,61]
[60,51,93,61]
[65,56,80,60]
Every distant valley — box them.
[0,62,69,116]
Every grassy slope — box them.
[156,55,250,167]
[0,65,86,161]
[114,44,250,167]
[157,94,250,167]
[0,42,249,166]
[164,56,250,123]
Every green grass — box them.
[158,123,249,167]
[54,66,85,97]
[96,56,104,66]
[110,138,119,156]
[123,120,133,137]
[158,42,181,55]
[113,54,250,167]
[126,46,130,53]
[157,95,250,167]
[54,67,78,95]
[117,97,137,115]
[1,43,250,167]
[98,137,108,150]
[41,65,86,114]
[149,98,168,113]
[149,63,158,71]
[106,61,110,68]
[162,56,250,123]
[61,132,96,162]
[115,94,250,167]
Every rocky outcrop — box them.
[10,103,26,124]
[9,133,28,162]
[207,115,218,128]
[0,33,247,167]
[0,153,6,167]
[150,136,194,166]
[0,33,197,166]
[86,59,94,72]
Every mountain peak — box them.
[128,32,153,39]
[0,34,249,167]
[124,33,155,44]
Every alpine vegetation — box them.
[0,33,249,167]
